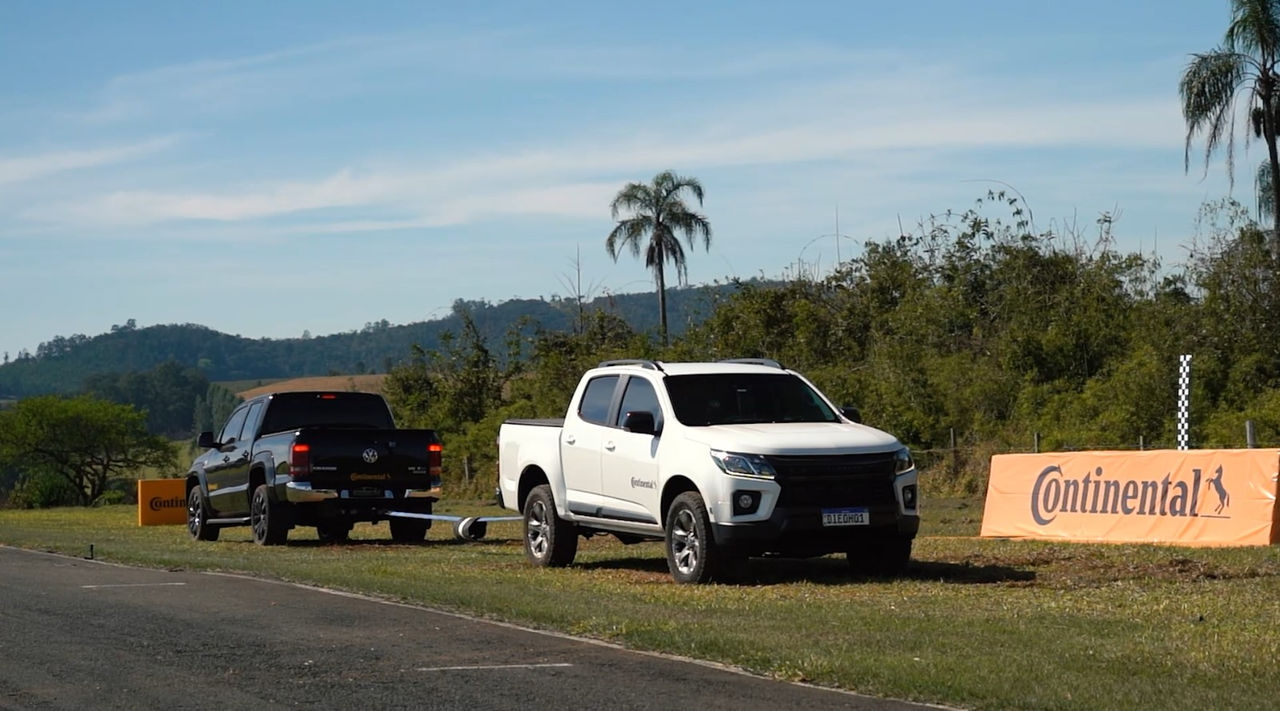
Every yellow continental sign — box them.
[981,449,1280,546]
[137,478,188,526]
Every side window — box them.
[578,375,619,425]
[218,407,250,445]
[615,377,663,432]
[239,402,265,444]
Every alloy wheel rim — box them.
[251,493,266,540]
[187,495,201,537]
[671,510,698,574]
[527,500,549,558]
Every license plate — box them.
[821,507,869,527]
[351,486,385,498]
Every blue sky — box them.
[0,1,1246,360]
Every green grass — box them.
[2,498,1278,710]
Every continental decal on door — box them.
[980,450,1280,546]
[137,478,188,526]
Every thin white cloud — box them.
[255,181,618,236]
[81,37,380,122]
[14,23,1191,242]
[29,89,1181,231]
[87,31,871,107]
[77,30,544,122]
[0,136,179,186]
[70,28,933,126]
[59,169,407,223]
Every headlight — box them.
[894,447,914,475]
[710,450,778,479]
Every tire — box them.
[186,486,219,542]
[389,517,429,543]
[665,491,738,584]
[847,535,912,577]
[523,484,577,567]
[250,484,288,546]
[316,518,352,543]
[454,517,488,541]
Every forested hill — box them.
[0,285,731,398]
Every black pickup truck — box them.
[185,391,441,545]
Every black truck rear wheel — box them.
[316,518,352,543]
[250,484,288,546]
[389,517,429,542]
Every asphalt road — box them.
[0,546,939,710]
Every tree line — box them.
[5,192,1278,506]
[0,289,726,399]
[0,361,245,508]
[385,192,1280,498]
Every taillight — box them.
[428,442,442,478]
[290,443,311,479]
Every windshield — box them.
[664,373,838,426]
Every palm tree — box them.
[606,170,712,345]
[1181,0,1280,242]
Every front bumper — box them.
[712,505,919,557]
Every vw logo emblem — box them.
[362,448,379,464]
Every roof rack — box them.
[597,359,665,372]
[719,358,785,370]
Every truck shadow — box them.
[287,538,504,548]
[580,556,1035,586]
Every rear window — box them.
[664,373,837,426]
[578,375,619,425]
[259,393,395,434]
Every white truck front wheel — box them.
[665,491,740,584]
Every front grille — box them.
[766,452,897,508]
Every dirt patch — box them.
[931,546,1279,589]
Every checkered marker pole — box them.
[1177,354,1192,450]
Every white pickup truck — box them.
[496,359,919,583]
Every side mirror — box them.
[197,431,218,449]
[622,410,658,436]
[841,406,861,424]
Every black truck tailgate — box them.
[297,428,440,495]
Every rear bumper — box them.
[285,481,441,503]
[281,486,436,526]
[712,506,919,557]
[285,481,337,502]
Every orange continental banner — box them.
[137,478,187,526]
[980,449,1279,546]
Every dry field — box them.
[236,374,388,399]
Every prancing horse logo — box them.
[362,448,379,464]
[1206,467,1230,514]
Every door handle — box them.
[239,453,250,461]
[565,435,576,446]
[604,442,616,451]
[222,455,231,463]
